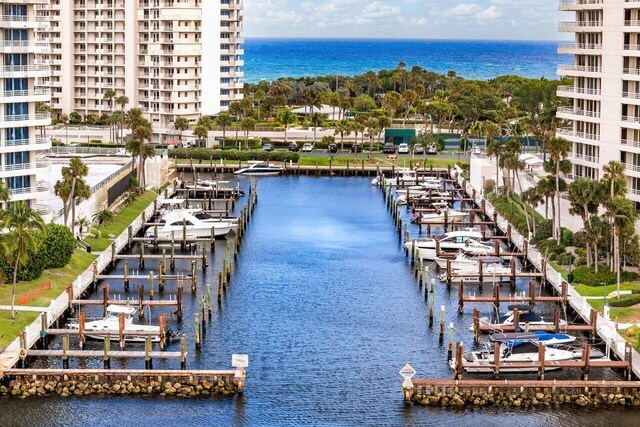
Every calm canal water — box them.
[0,176,637,426]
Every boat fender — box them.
[411,213,418,222]
[19,349,27,359]
[435,208,441,215]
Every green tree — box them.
[568,178,605,268]
[253,89,266,121]
[0,201,45,320]
[240,117,257,150]
[278,108,297,142]
[174,117,190,145]
[115,95,129,144]
[605,197,638,297]
[139,141,156,190]
[333,120,351,152]
[401,89,419,125]
[309,112,324,143]
[193,125,209,145]
[545,136,572,243]
[0,181,9,204]
[92,208,115,228]
[75,217,89,240]
[60,158,89,230]
[125,139,142,177]
[60,113,69,144]
[216,112,232,147]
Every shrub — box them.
[537,239,566,256]
[533,219,552,243]
[572,265,640,286]
[169,148,300,163]
[561,227,574,247]
[40,224,75,269]
[608,294,640,307]
[0,232,46,282]
[483,179,496,194]
[556,253,574,265]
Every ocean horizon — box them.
[243,38,572,83]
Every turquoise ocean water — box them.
[243,38,571,82]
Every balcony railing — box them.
[3,136,50,147]
[559,0,603,5]
[1,161,49,172]
[622,139,640,148]
[573,153,599,163]
[557,43,602,50]
[623,91,640,99]
[623,68,640,75]
[0,14,49,23]
[9,184,50,196]
[0,40,49,49]
[622,115,640,124]
[557,85,601,95]
[625,163,640,172]
[1,64,49,73]
[1,88,50,98]
[624,44,640,51]
[558,64,602,73]
[557,107,601,118]
[556,128,600,140]
[625,20,640,26]
[558,21,603,29]
[3,113,50,122]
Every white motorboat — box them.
[372,169,416,186]
[451,341,581,373]
[472,305,567,333]
[435,252,503,270]
[67,306,172,343]
[490,331,576,346]
[411,206,468,224]
[235,161,283,176]
[182,179,229,192]
[146,209,237,239]
[404,229,491,261]
[438,262,516,284]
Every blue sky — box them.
[244,0,565,41]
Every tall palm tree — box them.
[602,160,627,199]
[240,117,257,150]
[216,112,232,147]
[521,188,542,238]
[333,120,351,152]
[606,196,638,297]
[253,89,266,121]
[92,208,115,227]
[60,113,69,145]
[302,88,322,120]
[193,125,209,145]
[401,90,419,125]
[103,88,116,142]
[174,117,190,146]
[364,116,379,160]
[485,140,504,192]
[568,178,605,268]
[61,158,89,229]
[125,139,142,178]
[75,217,89,240]
[54,179,71,224]
[133,120,153,188]
[309,112,324,143]
[545,136,571,243]
[0,181,10,205]
[278,108,297,143]
[0,202,45,320]
[115,95,129,144]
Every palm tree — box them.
[75,217,89,240]
[93,208,115,227]
[278,108,297,143]
[606,196,638,297]
[521,188,542,238]
[193,125,209,145]
[545,136,571,243]
[115,95,129,144]
[382,91,401,122]
[0,201,45,320]
[0,181,10,205]
[602,160,627,199]
[302,88,322,120]
[568,178,605,268]
[103,89,116,142]
[401,90,419,125]
[72,179,90,235]
[309,112,324,143]
[216,112,232,148]
[229,101,244,146]
[253,89,266,121]
[61,157,89,229]
[35,102,50,137]
[139,143,156,190]
[240,117,257,150]
[333,120,351,152]
[125,139,142,177]
[54,179,71,224]
[377,115,391,147]
[364,116,379,160]
[485,140,504,192]
[174,117,190,146]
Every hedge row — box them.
[608,294,640,307]
[0,224,75,282]
[169,148,300,163]
[572,265,640,287]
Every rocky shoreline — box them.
[0,376,239,398]
[412,391,640,408]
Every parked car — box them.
[262,143,274,152]
[398,143,410,154]
[426,144,439,155]
[288,142,299,152]
[301,143,314,152]
[413,144,425,155]
[328,143,338,153]
[383,143,396,154]
[351,143,363,153]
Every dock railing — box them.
[453,165,640,379]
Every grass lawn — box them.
[0,192,157,350]
[0,250,97,349]
[549,261,570,281]
[571,282,640,324]
[84,191,157,252]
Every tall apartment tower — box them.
[45,0,244,140]
[0,1,52,208]
[557,0,640,204]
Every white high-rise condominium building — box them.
[557,0,640,205]
[0,0,52,208]
[44,0,244,140]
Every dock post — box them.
[493,284,500,314]
[153,226,159,252]
[473,309,480,344]
[103,336,111,369]
[62,334,69,369]
[538,343,546,380]
[145,336,153,370]
[39,312,48,349]
[202,244,208,272]
[211,226,216,251]
[170,234,176,271]
[102,284,110,317]
[439,305,445,345]
[159,313,167,351]
[493,341,500,379]
[180,335,187,370]
[206,283,212,316]
[149,271,155,299]
[446,259,452,289]
[177,285,184,322]
[139,241,146,270]
[119,313,125,350]
[111,242,116,271]
[182,222,187,251]
[124,262,130,292]
[457,283,464,313]
[540,259,547,288]
[510,258,516,288]
[78,311,86,350]
[191,261,197,292]
[581,342,590,381]
[137,285,144,319]
[67,284,74,315]
[447,322,454,361]
[478,261,484,286]
[194,313,201,350]
[455,343,463,380]
[218,271,223,303]
[18,332,27,368]
[127,225,133,251]
[158,264,165,292]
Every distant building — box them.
[0,0,52,208]
[557,0,640,205]
[42,0,244,142]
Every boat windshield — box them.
[195,212,215,220]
